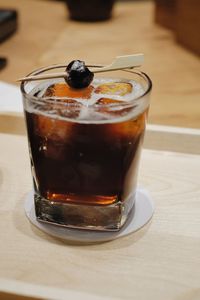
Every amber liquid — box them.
[26,111,146,206]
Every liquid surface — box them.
[26,77,147,124]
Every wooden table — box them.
[0,0,200,129]
[0,126,200,300]
[0,1,200,298]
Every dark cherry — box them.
[65,60,94,89]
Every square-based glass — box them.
[21,67,152,231]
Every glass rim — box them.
[20,65,152,108]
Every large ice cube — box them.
[43,83,89,119]
[35,114,72,142]
[44,83,94,99]
[108,112,146,138]
[95,82,132,96]
[38,138,67,161]
[96,97,130,116]
[54,99,83,119]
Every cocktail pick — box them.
[17,53,144,82]
[91,53,144,73]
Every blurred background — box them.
[0,0,199,131]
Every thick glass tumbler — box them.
[21,67,152,231]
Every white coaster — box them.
[24,189,154,243]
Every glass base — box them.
[34,192,135,231]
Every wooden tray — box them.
[0,124,200,300]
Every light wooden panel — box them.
[0,131,200,300]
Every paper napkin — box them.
[0,81,23,113]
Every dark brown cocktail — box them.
[21,68,151,231]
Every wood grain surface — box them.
[0,0,200,128]
[0,131,200,300]
[176,0,200,56]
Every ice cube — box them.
[35,114,72,142]
[96,98,121,105]
[54,99,82,119]
[96,98,131,116]
[95,82,132,96]
[42,82,87,119]
[108,112,146,138]
[38,138,67,161]
[44,83,94,99]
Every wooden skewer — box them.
[17,54,144,82]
